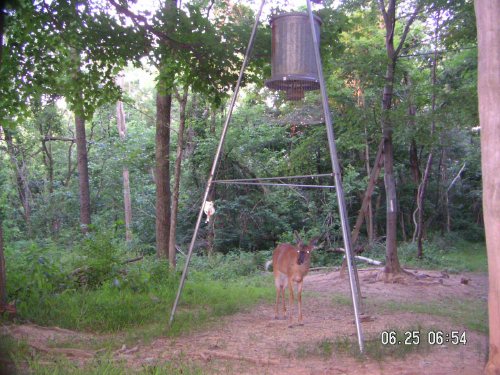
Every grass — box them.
[26,356,206,375]
[12,272,273,339]
[283,327,435,362]
[330,327,435,361]
[374,298,488,333]
[368,238,487,273]
[331,293,488,334]
[437,241,487,273]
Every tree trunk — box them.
[377,0,421,274]
[415,12,440,258]
[364,135,374,243]
[169,87,189,268]
[210,108,216,134]
[5,131,32,236]
[155,92,172,259]
[41,138,54,194]
[475,1,500,372]
[71,46,91,234]
[381,60,401,274]
[0,4,4,67]
[116,76,132,242]
[75,114,91,233]
[351,139,384,246]
[0,212,6,307]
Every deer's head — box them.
[294,231,320,265]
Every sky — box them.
[131,0,326,17]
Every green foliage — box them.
[368,235,487,273]
[5,241,73,308]
[71,231,126,289]
[4,236,273,335]
[184,250,272,280]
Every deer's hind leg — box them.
[288,277,295,326]
[274,273,288,320]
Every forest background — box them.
[0,0,491,372]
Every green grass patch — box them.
[375,298,488,333]
[14,272,273,338]
[368,237,487,273]
[331,293,488,333]
[5,234,274,342]
[27,355,205,375]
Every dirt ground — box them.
[1,269,489,374]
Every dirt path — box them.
[1,269,489,374]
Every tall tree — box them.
[72,49,92,232]
[414,10,441,258]
[116,75,133,242]
[475,0,500,372]
[377,0,422,275]
[169,86,189,267]
[155,83,173,259]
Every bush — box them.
[182,250,269,280]
[6,241,72,306]
[70,232,125,289]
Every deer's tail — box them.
[265,260,273,271]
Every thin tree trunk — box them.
[116,75,132,242]
[409,140,420,184]
[475,1,500,373]
[75,114,91,232]
[71,47,91,233]
[169,86,189,268]
[0,3,4,67]
[351,139,384,246]
[340,140,383,274]
[210,108,216,134]
[415,11,440,258]
[155,91,172,259]
[400,210,407,242]
[5,131,32,235]
[0,212,6,307]
[41,138,54,194]
[364,141,374,243]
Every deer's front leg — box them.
[288,278,294,325]
[297,280,304,325]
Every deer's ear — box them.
[294,230,303,245]
[309,236,321,248]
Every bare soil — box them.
[1,269,489,374]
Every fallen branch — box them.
[175,245,186,257]
[309,266,339,272]
[335,248,383,266]
[29,342,95,359]
[123,256,143,264]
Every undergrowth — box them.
[3,231,273,337]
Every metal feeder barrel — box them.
[265,12,322,100]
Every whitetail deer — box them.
[266,232,320,325]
